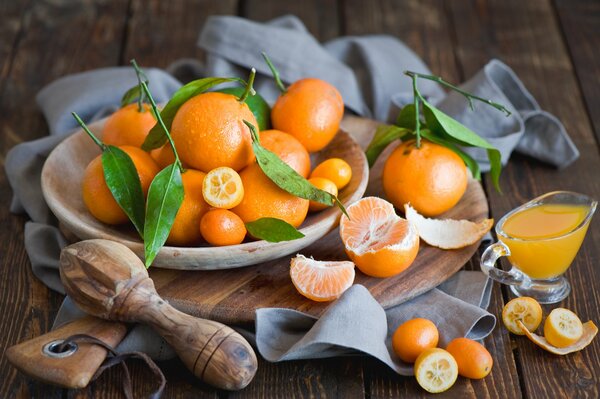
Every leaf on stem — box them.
[245,120,348,217]
[421,100,501,191]
[101,146,146,237]
[120,85,143,108]
[245,217,305,242]
[419,129,481,180]
[365,124,410,167]
[143,164,184,267]
[396,104,417,130]
[142,77,245,151]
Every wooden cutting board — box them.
[145,116,489,324]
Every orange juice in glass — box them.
[481,191,596,303]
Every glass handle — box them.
[480,241,528,287]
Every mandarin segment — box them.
[171,92,257,172]
[383,139,468,217]
[290,254,355,302]
[271,78,344,153]
[339,197,419,277]
[101,103,156,148]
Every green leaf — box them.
[245,120,348,218]
[365,124,410,168]
[121,85,143,108]
[143,164,184,267]
[395,104,417,130]
[245,217,305,242]
[101,146,145,236]
[419,130,481,180]
[142,77,245,151]
[422,100,502,191]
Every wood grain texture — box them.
[41,118,369,270]
[448,0,600,398]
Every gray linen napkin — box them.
[4,15,577,373]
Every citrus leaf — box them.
[218,87,271,130]
[365,124,410,168]
[142,77,245,151]
[245,120,348,218]
[422,100,502,192]
[143,164,184,267]
[101,146,145,237]
[245,217,305,242]
[419,129,481,180]
[395,103,417,130]
[121,85,142,108]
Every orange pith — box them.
[382,139,467,217]
[171,92,257,172]
[101,103,156,148]
[82,145,159,225]
[339,197,419,277]
[290,254,355,302]
[271,78,344,153]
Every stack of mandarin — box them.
[82,76,353,247]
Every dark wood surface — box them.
[1,0,599,397]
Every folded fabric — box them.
[4,15,577,375]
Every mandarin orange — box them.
[392,318,439,363]
[167,169,210,246]
[200,209,247,246]
[260,129,311,177]
[101,103,156,148]
[382,139,467,217]
[271,78,344,152]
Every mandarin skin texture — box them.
[171,92,258,173]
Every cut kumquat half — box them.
[502,297,543,335]
[290,254,355,302]
[202,167,244,209]
[543,308,583,348]
[339,197,419,278]
[414,348,458,393]
[518,319,598,355]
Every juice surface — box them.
[500,204,590,279]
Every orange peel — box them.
[404,203,493,249]
[517,320,598,355]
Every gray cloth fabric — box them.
[4,15,577,374]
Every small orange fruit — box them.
[446,337,493,379]
[414,348,458,393]
[310,158,352,190]
[271,78,344,152]
[308,177,337,212]
[150,144,176,169]
[202,167,244,209]
[82,146,159,225]
[200,209,247,246]
[339,197,419,277]
[232,163,309,228]
[171,92,257,172]
[260,129,311,177]
[502,297,543,335]
[167,169,210,246]
[392,318,439,363]
[382,139,468,217]
[101,103,156,148]
[290,254,355,302]
[543,308,584,348]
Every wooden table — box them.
[1,0,599,397]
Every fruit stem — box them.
[411,75,422,148]
[72,112,106,150]
[404,71,512,116]
[131,60,184,172]
[238,68,256,104]
[261,52,287,94]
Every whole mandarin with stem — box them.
[382,139,467,217]
[170,70,258,172]
[308,177,337,212]
[310,158,352,190]
[82,145,159,225]
[263,53,344,153]
[260,129,311,177]
[167,169,211,246]
[101,103,156,148]
[200,209,247,246]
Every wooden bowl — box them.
[41,118,369,270]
